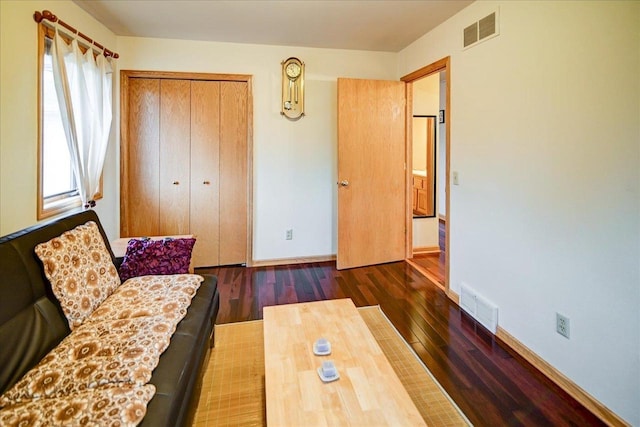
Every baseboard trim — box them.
[412,246,440,254]
[495,327,629,427]
[250,255,336,267]
[446,289,459,305]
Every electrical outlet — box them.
[556,313,570,339]
[286,229,293,240]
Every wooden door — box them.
[159,80,191,235]
[190,81,221,267]
[219,81,248,265]
[124,78,160,237]
[337,78,406,270]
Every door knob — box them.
[172,181,179,185]
[338,180,349,187]
[203,181,211,185]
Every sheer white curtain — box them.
[51,28,113,208]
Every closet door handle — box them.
[173,181,180,185]
[203,181,211,185]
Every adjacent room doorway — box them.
[403,57,451,292]
[336,56,451,296]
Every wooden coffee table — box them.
[263,299,426,426]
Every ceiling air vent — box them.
[479,12,496,40]
[463,22,478,48]
[463,9,499,50]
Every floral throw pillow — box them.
[118,238,196,282]
[35,221,121,329]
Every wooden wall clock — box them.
[281,57,305,119]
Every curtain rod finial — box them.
[33,10,58,23]
[43,10,57,22]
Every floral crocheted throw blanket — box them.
[0,274,203,426]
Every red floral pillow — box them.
[118,238,196,282]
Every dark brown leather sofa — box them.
[0,210,219,426]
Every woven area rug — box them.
[193,306,471,426]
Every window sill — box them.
[38,195,82,220]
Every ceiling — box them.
[72,0,473,52]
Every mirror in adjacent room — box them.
[412,115,436,218]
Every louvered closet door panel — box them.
[190,81,221,267]
[219,82,248,265]
[159,79,191,235]
[126,78,160,237]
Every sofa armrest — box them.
[113,256,124,269]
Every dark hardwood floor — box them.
[196,261,604,426]
[410,252,445,286]
[411,218,446,286]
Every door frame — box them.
[401,57,451,293]
[120,70,254,266]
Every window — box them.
[37,25,101,219]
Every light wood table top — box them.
[263,299,426,426]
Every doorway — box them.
[402,58,450,292]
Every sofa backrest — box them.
[0,210,116,394]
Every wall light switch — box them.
[453,171,459,185]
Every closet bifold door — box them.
[159,80,191,235]
[126,78,160,237]
[123,74,249,267]
[219,81,248,266]
[190,81,221,267]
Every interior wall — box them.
[398,1,640,424]
[115,37,397,262]
[412,75,440,248]
[0,0,120,239]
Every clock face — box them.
[285,62,301,79]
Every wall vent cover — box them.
[459,283,499,334]
[463,10,499,49]
[463,22,478,48]
[460,285,476,314]
[479,12,496,40]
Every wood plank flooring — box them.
[410,252,445,287]
[196,261,605,426]
[410,218,446,286]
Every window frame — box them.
[37,23,102,220]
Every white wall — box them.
[412,75,440,248]
[399,1,640,424]
[0,0,120,239]
[116,37,396,262]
